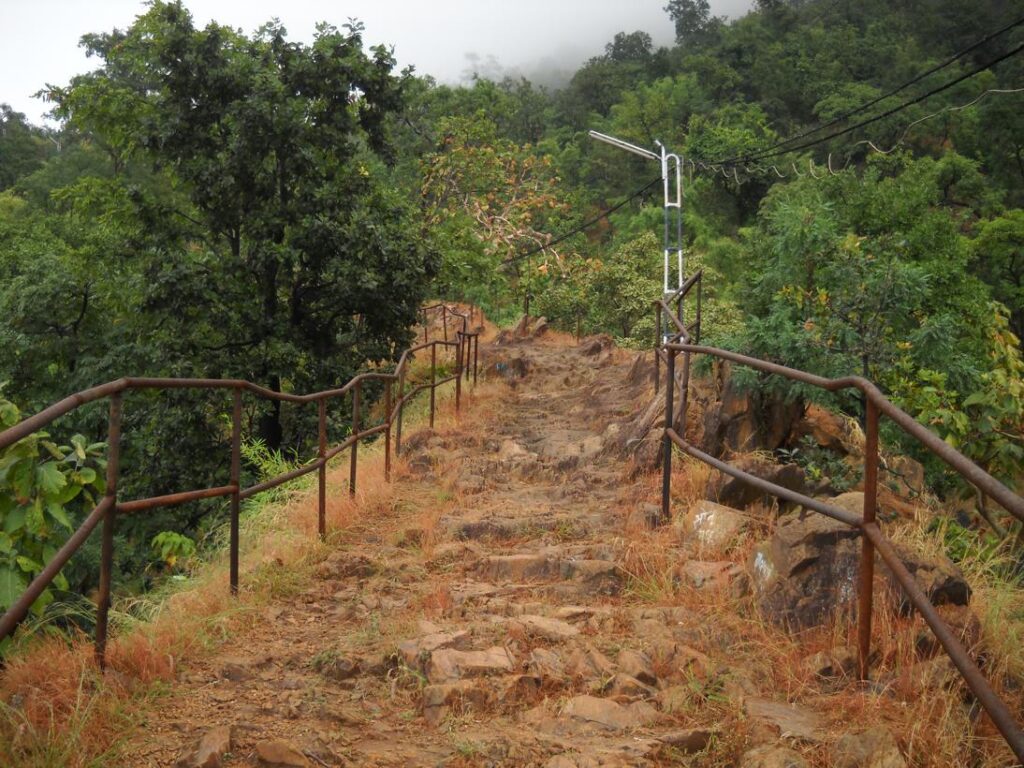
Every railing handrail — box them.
[666,342,1024,524]
[0,304,483,668]
[658,301,1024,761]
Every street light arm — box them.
[588,130,660,163]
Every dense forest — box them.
[1,0,1022,635]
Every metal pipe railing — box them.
[0,303,482,666]
[658,329,1024,762]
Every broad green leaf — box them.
[15,555,40,573]
[36,462,67,497]
[46,502,72,530]
[0,566,25,611]
[3,506,26,535]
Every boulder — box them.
[562,695,658,730]
[477,553,560,582]
[884,544,970,614]
[564,645,616,681]
[398,630,472,671]
[789,404,860,456]
[677,560,750,598]
[176,726,232,768]
[706,457,805,510]
[515,615,579,642]
[602,673,655,700]
[255,741,309,767]
[833,728,907,768]
[749,510,861,629]
[422,680,489,726]
[616,649,657,686]
[658,728,714,753]
[426,647,515,684]
[745,698,825,744]
[681,499,747,549]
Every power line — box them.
[712,40,1024,166]
[502,176,660,266]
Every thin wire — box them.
[708,13,1024,164]
[502,176,660,265]
[711,40,1024,166]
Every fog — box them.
[1,0,753,124]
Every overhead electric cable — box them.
[711,13,1024,164]
[711,40,1024,166]
[503,176,660,266]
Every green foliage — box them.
[0,394,106,619]
[149,532,195,571]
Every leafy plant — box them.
[149,532,195,571]
[0,394,106,624]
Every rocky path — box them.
[135,329,923,768]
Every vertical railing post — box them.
[858,399,879,680]
[455,334,463,412]
[95,392,122,669]
[384,379,393,482]
[655,307,662,396]
[695,276,703,344]
[661,349,676,525]
[230,389,242,593]
[317,397,327,539]
[396,366,406,455]
[349,382,360,496]
[473,335,479,386]
[430,342,437,428]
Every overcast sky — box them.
[1,0,753,125]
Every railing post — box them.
[858,399,879,680]
[430,342,437,429]
[695,276,703,344]
[655,307,662,396]
[455,334,463,412]
[95,392,122,670]
[349,382,360,496]
[318,397,327,538]
[230,389,242,592]
[473,335,479,386]
[384,380,393,482]
[396,366,406,455]
[661,349,676,525]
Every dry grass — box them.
[0,357,496,767]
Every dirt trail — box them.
[128,330,868,768]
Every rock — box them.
[477,553,560,582]
[310,651,363,681]
[749,510,861,629]
[651,642,714,683]
[255,741,309,767]
[515,615,580,642]
[739,745,810,768]
[789,404,859,455]
[581,335,613,356]
[527,647,565,679]
[531,317,550,337]
[427,647,515,684]
[176,726,232,768]
[914,604,981,658]
[700,362,804,457]
[707,457,806,509]
[398,630,472,670]
[513,314,531,337]
[560,559,624,595]
[603,673,655,700]
[562,695,658,730]
[626,503,662,530]
[745,698,825,744]
[883,544,970,614]
[659,728,713,753]
[217,658,253,682]
[678,560,749,597]
[315,551,376,580]
[422,680,489,726]
[834,728,907,768]
[903,656,961,693]
[681,499,748,549]
[565,645,616,680]
[885,455,925,499]
[615,649,656,686]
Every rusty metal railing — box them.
[657,301,1024,762]
[0,304,481,668]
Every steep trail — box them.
[130,329,929,768]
